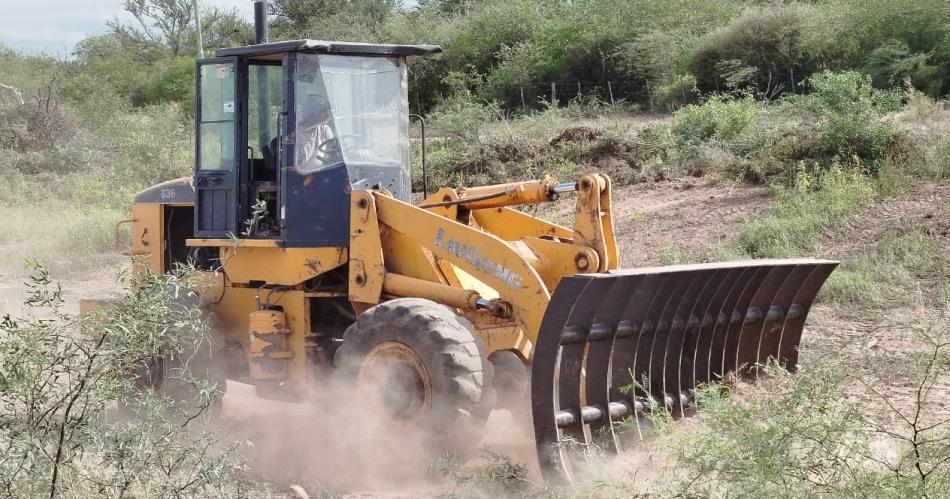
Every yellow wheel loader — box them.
[118,2,837,483]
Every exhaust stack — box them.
[254,0,269,44]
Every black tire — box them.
[334,298,494,454]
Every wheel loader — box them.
[115,2,837,483]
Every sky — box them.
[0,0,256,55]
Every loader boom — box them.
[348,174,618,360]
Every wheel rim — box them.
[357,341,432,421]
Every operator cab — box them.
[194,40,440,246]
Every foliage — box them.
[434,451,537,497]
[668,334,950,498]
[778,71,900,168]
[690,5,813,98]
[0,265,245,497]
[671,95,759,149]
[142,56,196,114]
[650,74,698,112]
[823,230,942,307]
[736,164,876,258]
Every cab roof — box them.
[215,40,442,58]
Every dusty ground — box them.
[0,267,121,315]
[805,181,950,426]
[0,177,947,496]
[611,175,772,266]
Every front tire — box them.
[334,298,494,454]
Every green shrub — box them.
[142,57,196,115]
[736,164,876,258]
[429,96,499,147]
[669,344,950,498]
[651,74,698,111]
[864,39,930,89]
[690,5,813,97]
[779,71,899,167]
[643,94,772,180]
[671,95,759,147]
[822,230,941,307]
[0,266,245,497]
[923,138,950,179]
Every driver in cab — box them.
[296,94,342,172]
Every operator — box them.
[295,94,342,172]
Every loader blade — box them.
[530,259,837,483]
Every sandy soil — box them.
[0,268,121,316]
[805,181,950,427]
[611,176,772,266]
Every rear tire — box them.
[334,298,494,454]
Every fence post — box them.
[551,82,556,105]
[607,81,615,105]
[520,86,526,108]
[577,81,582,98]
[646,80,653,111]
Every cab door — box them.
[194,57,242,238]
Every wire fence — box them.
[503,80,646,110]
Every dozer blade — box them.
[530,258,838,483]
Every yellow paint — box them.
[210,287,311,391]
[445,264,499,300]
[375,193,548,357]
[471,207,573,241]
[219,245,347,286]
[599,174,620,269]
[454,178,555,209]
[518,237,599,290]
[349,191,385,304]
[123,171,627,395]
[419,187,460,220]
[130,203,163,275]
[468,320,532,356]
[573,173,616,272]
[381,226,447,284]
[248,309,291,380]
[382,273,481,311]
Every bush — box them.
[778,71,900,168]
[736,163,876,258]
[668,337,950,498]
[690,5,812,98]
[822,230,941,307]
[0,265,245,497]
[633,95,772,180]
[671,95,760,148]
[864,39,930,89]
[651,74,698,112]
[142,56,196,115]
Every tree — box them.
[113,0,197,57]
[198,7,255,50]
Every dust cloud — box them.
[217,378,538,496]
[210,371,673,497]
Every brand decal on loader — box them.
[434,228,524,289]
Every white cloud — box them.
[0,0,256,54]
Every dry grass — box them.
[0,203,124,276]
